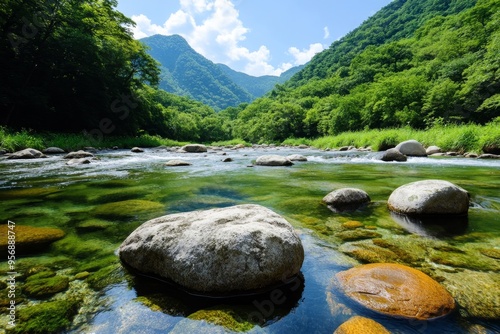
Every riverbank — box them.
[1,119,500,154]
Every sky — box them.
[117,0,393,77]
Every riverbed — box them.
[1,146,499,333]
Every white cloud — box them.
[288,43,325,65]
[323,26,330,39]
[130,0,321,76]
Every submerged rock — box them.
[7,148,47,159]
[0,225,65,253]
[380,148,407,162]
[66,158,92,165]
[335,263,455,320]
[255,155,293,166]
[334,316,390,334]
[395,140,427,156]
[64,150,94,159]
[23,274,69,298]
[323,188,371,212]
[388,180,469,216]
[478,153,500,159]
[119,204,304,293]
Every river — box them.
[0,146,499,333]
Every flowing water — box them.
[0,147,499,333]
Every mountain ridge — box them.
[140,34,302,110]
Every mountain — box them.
[140,34,253,110]
[140,34,303,110]
[228,0,500,143]
[217,64,304,98]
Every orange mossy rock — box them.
[0,225,65,253]
[336,263,455,320]
[334,316,391,334]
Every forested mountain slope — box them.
[228,0,500,142]
[141,34,254,110]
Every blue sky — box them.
[117,0,393,76]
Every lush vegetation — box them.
[225,0,500,143]
[1,0,499,151]
[0,0,231,143]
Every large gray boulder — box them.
[165,159,192,166]
[388,180,469,216]
[7,148,47,159]
[380,148,407,162]
[179,144,207,153]
[43,147,65,154]
[255,155,293,166]
[426,145,442,155]
[119,204,304,293]
[395,140,427,157]
[287,154,308,162]
[323,188,371,212]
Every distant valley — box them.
[140,34,303,110]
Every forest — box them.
[1,0,499,145]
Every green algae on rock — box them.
[8,299,81,334]
[23,275,69,298]
[188,307,254,332]
[92,199,164,219]
[87,263,126,290]
[0,225,65,253]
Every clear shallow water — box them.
[0,147,499,333]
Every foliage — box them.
[226,0,500,142]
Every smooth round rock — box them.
[119,204,304,293]
[43,147,65,154]
[0,225,65,253]
[7,148,47,159]
[287,154,308,161]
[395,140,427,157]
[388,180,469,216]
[131,147,144,153]
[66,158,92,165]
[426,146,442,155]
[180,144,207,153]
[336,263,455,320]
[334,316,390,334]
[255,155,293,166]
[64,150,94,159]
[323,188,370,212]
[380,148,407,162]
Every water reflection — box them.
[127,268,305,328]
[390,212,468,238]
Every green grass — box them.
[307,119,500,153]
[0,127,186,152]
[2,119,500,153]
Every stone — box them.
[64,150,94,159]
[43,147,65,154]
[426,145,441,155]
[334,316,390,334]
[465,153,478,158]
[119,204,304,293]
[298,144,309,149]
[131,147,144,153]
[478,154,500,159]
[7,148,47,159]
[66,158,92,165]
[482,144,500,155]
[233,144,246,149]
[387,180,469,216]
[0,225,65,253]
[23,275,69,298]
[339,146,349,151]
[395,140,427,157]
[287,154,308,161]
[180,144,208,153]
[83,146,97,152]
[222,157,233,162]
[255,155,293,166]
[335,263,455,320]
[323,188,371,212]
[165,159,192,167]
[380,148,407,162]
